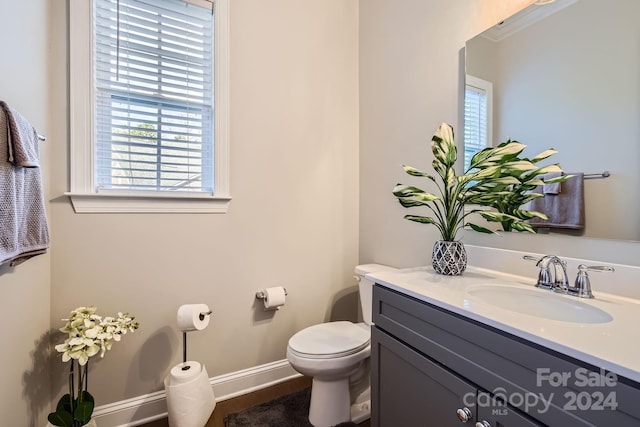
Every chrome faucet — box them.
[524,255,614,298]
[523,254,569,292]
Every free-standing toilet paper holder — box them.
[181,310,212,372]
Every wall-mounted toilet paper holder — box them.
[255,288,288,299]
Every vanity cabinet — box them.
[373,327,537,426]
[371,284,640,427]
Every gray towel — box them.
[0,104,49,266]
[0,101,40,167]
[529,173,584,230]
[542,172,562,195]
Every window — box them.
[67,0,229,213]
[463,75,493,171]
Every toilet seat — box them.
[288,321,370,359]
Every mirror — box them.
[464,0,640,241]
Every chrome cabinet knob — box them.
[456,407,473,422]
[475,421,491,427]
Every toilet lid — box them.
[288,321,370,359]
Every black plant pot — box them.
[432,240,467,276]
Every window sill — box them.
[65,192,232,214]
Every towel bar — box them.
[583,171,609,180]
[37,134,46,141]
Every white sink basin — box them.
[466,284,613,324]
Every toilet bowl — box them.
[286,264,395,427]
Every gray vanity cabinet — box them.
[371,284,640,427]
[373,326,477,426]
[372,327,539,426]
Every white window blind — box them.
[94,0,214,193]
[463,76,493,171]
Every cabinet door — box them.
[476,392,544,427]
[372,327,477,427]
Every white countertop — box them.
[367,266,640,384]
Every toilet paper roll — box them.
[164,361,216,427]
[169,361,204,385]
[177,304,211,332]
[262,286,286,310]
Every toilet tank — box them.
[354,264,397,325]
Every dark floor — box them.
[141,376,371,427]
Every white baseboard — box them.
[93,359,301,427]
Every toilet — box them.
[286,264,395,427]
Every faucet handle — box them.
[580,265,615,273]
[522,255,542,264]
[522,255,553,289]
[569,264,615,299]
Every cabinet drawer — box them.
[373,284,640,426]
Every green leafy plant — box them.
[48,307,139,427]
[392,122,568,239]
[464,141,571,232]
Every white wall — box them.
[0,0,52,425]
[48,0,359,408]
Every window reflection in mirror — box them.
[463,75,492,171]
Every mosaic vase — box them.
[432,240,467,276]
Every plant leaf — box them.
[510,221,538,233]
[393,185,439,202]
[55,394,73,414]
[478,211,520,222]
[398,198,430,208]
[469,140,526,169]
[514,209,549,220]
[74,398,95,424]
[484,140,526,161]
[404,215,436,224]
[466,222,498,234]
[392,184,425,197]
[468,165,501,181]
[431,123,456,167]
[523,163,563,179]
[402,165,432,177]
[486,176,521,186]
[47,411,74,427]
[502,160,537,173]
[543,174,574,184]
[530,148,558,163]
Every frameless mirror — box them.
[464,0,640,241]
